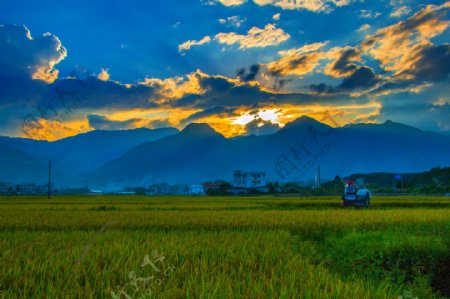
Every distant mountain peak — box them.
[280,116,329,133]
[383,120,403,126]
[181,123,223,138]
[287,115,322,126]
[380,120,423,133]
[297,115,318,122]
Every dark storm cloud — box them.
[309,83,337,94]
[236,64,260,82]
[0,24,162,133]
[310,66,380,93]
[46,77,160,110]
[174,75,272,108]
[339,66,381,90]
[325,47,360,78]
[174,71,369,110]
[397,44,450,82]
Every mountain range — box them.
[0,117,449,189]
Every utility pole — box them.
[48,160,51,199]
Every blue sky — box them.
[0,0,449,139]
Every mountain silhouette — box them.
[1,118,449,188]
[87,118,450,188]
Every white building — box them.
[233,170,267,188]
[189,184,205,195]
[17,183,36,194]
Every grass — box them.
[0,195,449,298]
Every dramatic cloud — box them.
[214,24,290,49]
[0,24,67,83]
[264,2,450,96]
[395,44,450,82]
[2,1,450,139]
[138,71,206,102]
[0,24,67,133]
[362,3,450,77]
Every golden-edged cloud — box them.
[6,2,450,141]
[139,70,208,104]
[214,23,290,49]
[253,0,353,12]
[277,41,329,56]
[362,2,450,76]
[264,42,333,79]
[214,0,354,12]
[261,2,449,96]
[179,23,290,53]
[323,47,362,78]
[0,25,67,84]
[178,36,212,52]
[266,51,327,77]
[215,0,246,6]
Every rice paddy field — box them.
[0,195,449,298]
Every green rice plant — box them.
[0,195,448,298]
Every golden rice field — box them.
[0,195,449,298]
